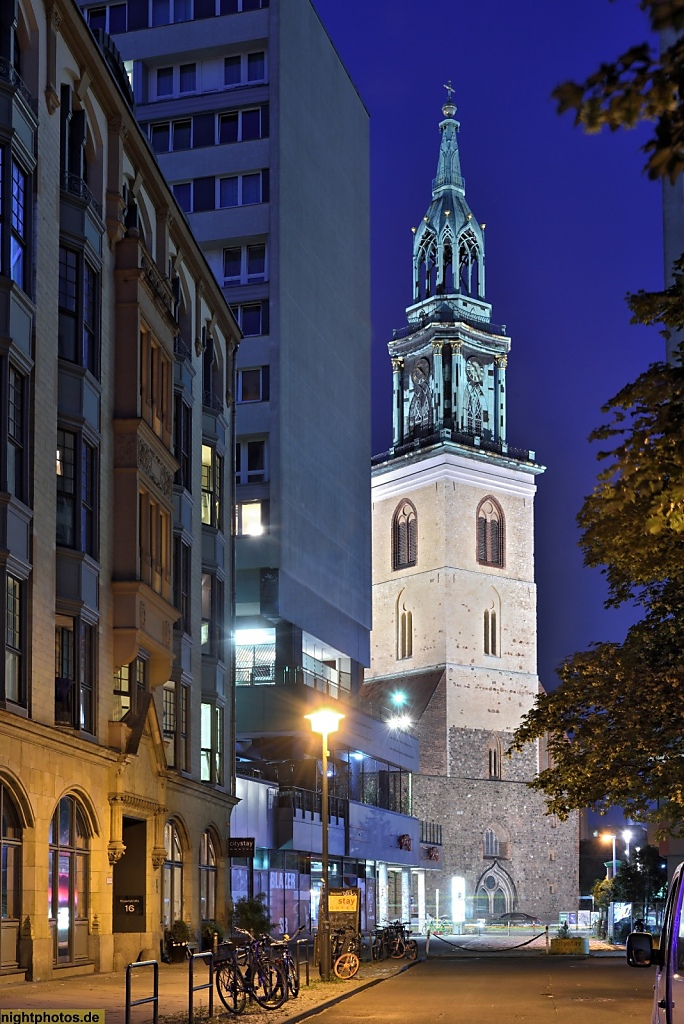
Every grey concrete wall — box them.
[275,0,371,664]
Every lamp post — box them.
[305,707,344,981]
[623,829,633,861]
[601,833,617,942]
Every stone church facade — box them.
[363,93,578,924]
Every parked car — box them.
[626,861,677,1022]
[498,912,541,925]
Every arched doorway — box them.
[48,795,90,964]
[1,783,21,968]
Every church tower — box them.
[364,93,578,926]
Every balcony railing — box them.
[278,786,346,820]
[60,171,103,219]
[420,820,442,845]
[0,57,33,109]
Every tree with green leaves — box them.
[511,1,684,833]
[613,846,668,919]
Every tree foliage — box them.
[613,846,667,912]
[511,0,684,833]
[553,1,684,181]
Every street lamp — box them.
[305,707,344,981]
[600,833,617,878]
[623,829,633,860]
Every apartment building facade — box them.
[0,0,240,979]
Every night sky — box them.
[313,0,664,691]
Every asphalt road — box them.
[310,956,655,1023]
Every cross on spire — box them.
[443,80,455,102]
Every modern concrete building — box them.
[364,95,579,924]
[73,0,435,933]
[0,0,240,979]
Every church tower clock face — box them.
[465,358,484,385]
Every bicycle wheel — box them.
[334,952,360,979]
[215,962,247,1015]
[390,936,405,958]
[406,938,418,960]
[284,956,300,997]
[251,961,287,1008]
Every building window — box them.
[224,50,266,87]
[237,367,269,403]
[174,394,192,490]
[221,0,269,12]
[201,702,224,785]
[230,302,269,337]
[477,497,504,567]
[483,606,498,657]
[235,500,264,537]
[487,736,501,779]
[0,784,21,970]
[201,573,225,661]
[4,574,24,706]
[48,796,89,965]
[483,828,499,858]
[392,500,417,570]
[152,0,193,25]
[156,66,174,97]
[162,821,183,929]
[223,243,266,285]
[56,430,98,557]
[112,655,148,722]
[0,150,31,293]
[200,831,217,921]
[174,537,191,635]
[139,491,171,596]
[150,118,192,153]
[201,445,223,527]
[163,680,189,771]
[58,246,100,377]
[7,365,27,502]
[218,106,268,143]
[235,439,267,484]
[55,615,96,733]
[218,171,267,208]
[396,593,412,660]
[87,4,127,33]
[140,328,171,440]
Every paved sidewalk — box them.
[0,957,410,1024]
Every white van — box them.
[627,861,684,1022]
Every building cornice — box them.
[371,447,540,501]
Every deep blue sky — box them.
[313,0,664,689]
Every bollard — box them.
[545,925,549,955]
[425,928,431,957]
[188,950,214,1024]
[125,960,158,1024]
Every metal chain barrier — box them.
[426,926,548,954]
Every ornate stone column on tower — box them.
[366,89,578,925]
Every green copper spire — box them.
[410,87,487,311]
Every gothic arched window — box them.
[466,387,482,436]
[483,828,499,857]
[477,497,504,567]
[392,500,417,571]
[396,592,413,661]
[487,735,502,779]
[483,588,501,657]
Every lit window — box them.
[201,445,223,527]
[236,500,263,536]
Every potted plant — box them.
[201,920,226,951]
[165,918,192,962]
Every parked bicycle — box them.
[215,929,287,1014]
[331,926,361,979]
[268,924,305,998]
[373,921,417,961]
